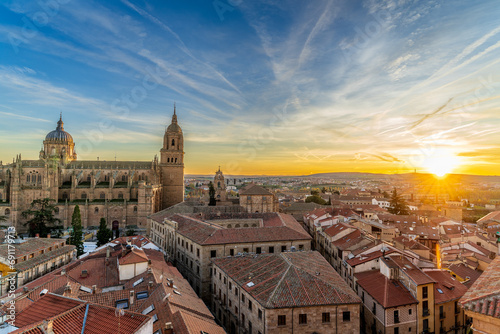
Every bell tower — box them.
[160,105,184,210]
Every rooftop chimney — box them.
[61,269,66,276]
[81,269,88,278]
[92,285,97,294]
[64,283,72,295]
[130,290,135,306]
[148,281,154,290]
[165,322,173,334]
[106,246,110,258]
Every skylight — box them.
[437,288,444,294]
[116,299,129,309]
[142,304,155,315]
[137,291,148,300]
[247,282,255,287]
[133,278,144,287]
[80,286,92,293]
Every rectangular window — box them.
[343,311,351,322]
[258,309,262,320]
[256,247,261,254]
[299,314,307,324]
[409,308,412,315]
[243,248,249,253]
[248,321,252,334]
[394,327,399,334]
[242,294,245,302]
[278,315,286,326]
[211,250,217,258]
[394,310,399,323]
[269,246,274,253]
[322,312,330,323]
[299,244,304,250]
[422,286,428,299]
[423,319,429,331]
[248,300,252,311]
[281,245,286,252]
[197,248,200,257]
[230,249,234,256]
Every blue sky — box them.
[1,0,499,175]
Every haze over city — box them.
[1,0,499,176]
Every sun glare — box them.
[422,149,461,177]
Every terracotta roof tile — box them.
[118,248,149,265]
[423,270,469,304]
[212,251,360,309]
[355,270,418,308]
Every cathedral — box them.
[0,108,184,233]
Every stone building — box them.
[148,212,312,302]
[211,251,361,334]
[0,108,184,233]
[214,167,227,203]
[0,237,75,294]
[239,183,278,213]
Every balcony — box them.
[423,309,430,317]
[394,317,400,324]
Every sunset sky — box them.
[1,0,499,175]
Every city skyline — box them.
[1,1,500,176]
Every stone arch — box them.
[94,207,99,214]
[81,193,87,199]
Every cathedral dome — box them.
[45,116,74,142]
[166,123,182,133]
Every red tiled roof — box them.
[239,183,273,196]
[169,213,310,245]
[460,256,500,318]
[447,263,482,285]
[347,249,397,266]
[477,211,500,223]
[14,293,84,328]
[119,248,149,265]
[423,270,469,304]
[11,296,151,334]
[323,222,354,237]
[355,270,418,308]
[212,251,360,308]
[385,256,436,285]
[68,257,119,288]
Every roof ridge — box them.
[266,262,293,307]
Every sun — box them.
[422,149,461,177]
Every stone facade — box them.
[0,110,184,233]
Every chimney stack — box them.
[130,290,135,306]
[165,322,174,334]
[92,285,97,294]
[106,246,110,258]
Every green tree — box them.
[69,205,84,257]
[305,195,327,205]
[96,218,112,246]
[388,189,410,215]
[208,181,216,206]
[21,198,61,237]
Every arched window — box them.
[81,193,87,200]
[175,158,177,163]
[218,182,221,188]
[171,139,175,147]
[122,175,126,181]
[100,192,105,199]
[118,192,123,199]
[133,206,137,213]
[38,174,42,183]
[5,209,10,215]
[26,174,30,182]
[94,207,99,214]
[167,158,170,163]
[62,193,68,200]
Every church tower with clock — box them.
[160,105,185,210]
